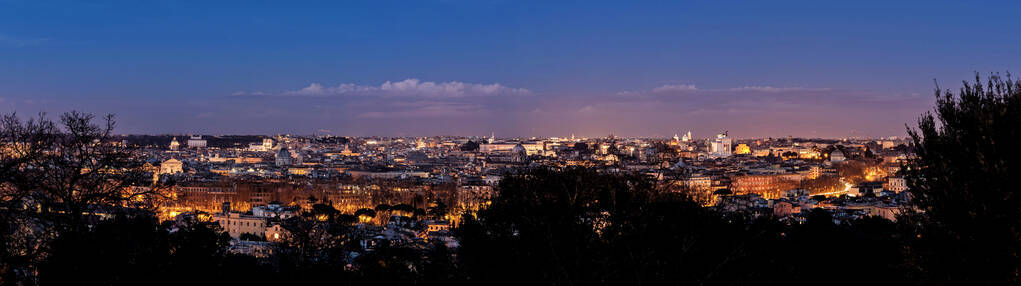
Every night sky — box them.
[2,0,1018,138]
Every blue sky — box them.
[1,0,1018,138]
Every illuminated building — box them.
[480,141,544,155]
[830,149,845,163]
[731,174,799,199]
[213,212,268,239]
[263,138,274,150]
[169,137,180,150]
[806,166,822,179]
[186,135,207,148]
[708,132,733,158]
[885,176,907,193]
[287,167,310,175]
[248,138,276,152]
[772,201,800,217]
[734,144,751,155]
[424,220,451,234]
[160,158,183,174]
[265,224,286,242]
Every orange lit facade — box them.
[731,174,799,199]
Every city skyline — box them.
[2,0,1018,137]
[1,1,1018,284]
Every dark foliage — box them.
[456,167,906,285]
[903,73,1021,284]
[460,141,480,152]
[36,213,237,286]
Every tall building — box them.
[709,132,733,158]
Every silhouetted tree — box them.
[460,141,480,152]
[903,73,1021,284]
[427,200,448,219]
[457,167,907,285]
[0,111,169,284]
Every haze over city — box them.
[3,0,1018,137]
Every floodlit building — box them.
[187,135,207,148]
[160,158,183,174]
[709,132,733,158]
[734,143,751,155]
[248,138,276,152]
[886,177,907,193]
[169,137,180,150]
[480,141,544,155]
[830,149,846,163]
[213,212,268,239]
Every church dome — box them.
[512,143,526,154]
[511,143,528,163]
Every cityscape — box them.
[2,1,1020,285]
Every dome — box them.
[511,143,526,154]
[511,143,528,163]
[275,146,293,166]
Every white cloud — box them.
[238,78,530,97]
[652,84,698,93]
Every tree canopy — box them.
[903,73,1021,283]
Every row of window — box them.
[217,219,264,228]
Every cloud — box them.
[651,84,698,93]
[236,78,530,98]
[727,86,831,92]
[577,105,596,113]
